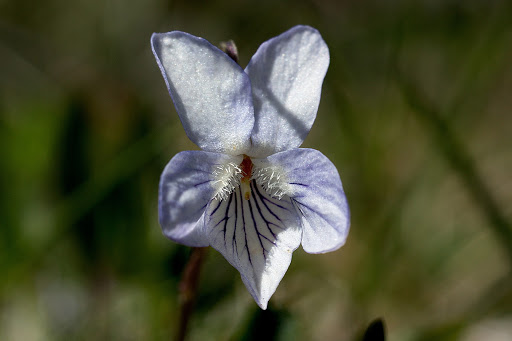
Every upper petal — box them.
[265,148,350,253]
[152,32,254,155]
[245,26,330,157]
[205,181,301,309]
[159,150,242,247]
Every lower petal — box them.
[205,180,301,309]
[266,148,350,253]
[159,151,241,247]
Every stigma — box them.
[240,155,253,200]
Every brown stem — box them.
[176,247,208,341]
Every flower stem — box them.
[176,247,208,341]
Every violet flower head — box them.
[151,25,350,309]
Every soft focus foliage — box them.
[1,0,512,340]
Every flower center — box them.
[240,155,253,200]
[212,155,292,201]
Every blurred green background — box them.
[1,0,512,340]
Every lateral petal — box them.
[206,181,301,309]
[159,151,242,247]
[152,32,254,155]
[266,148,350,253]
[245,25,330,157]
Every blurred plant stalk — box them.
[176,247,208,341]
[398,74,512,269]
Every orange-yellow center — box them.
[240,155,253,200]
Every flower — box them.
[151,25,350,309]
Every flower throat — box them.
[240,155,253,200]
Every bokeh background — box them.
[1,0,512,340]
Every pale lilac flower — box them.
[151,25,350,309]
